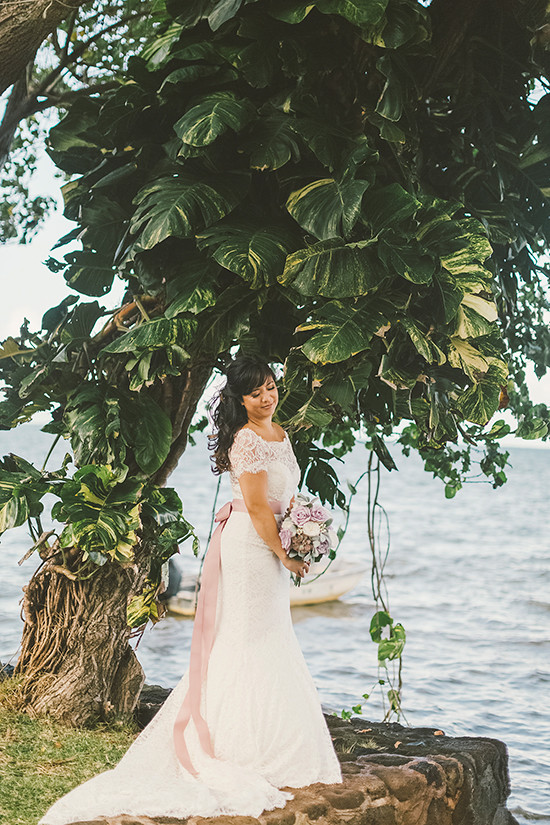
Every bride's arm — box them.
[239,472,309,577]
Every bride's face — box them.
[242,376,278,421]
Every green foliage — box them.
[128,485,199,626]
[0,455,52,533]
[369,610,406,662]
[0,119,56,244]
[51,466,141,566]
[0,1,165,243]
[130,172,250,249]
[2,0,550,653]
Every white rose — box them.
[302,521,321,537]
[327,528,338,546]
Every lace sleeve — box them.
[229,429,270,478]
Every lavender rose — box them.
[279,528,293,550]
[310,502,330,523]
[290,505,311,527]
[317,539,330,555]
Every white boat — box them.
[166,558,367,617]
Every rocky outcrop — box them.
[58,684,520,825]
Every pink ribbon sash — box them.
[173,498,284,777]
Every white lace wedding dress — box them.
[39,427,342,824]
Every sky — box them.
[2,152,550,411]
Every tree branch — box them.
[0,6,145,169]
[0,70,27,168]
[61,10,77,63]
[31,10,146,101]
[152,364,213,487]
[0,0,93,97]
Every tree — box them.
[0,0,88,96]
[0,0,164,242]
[1,0,549,724]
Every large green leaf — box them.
[447,337,505,382]
[375,55,403,122]
[433,217,493,275]
[0,459,52,535]
[159,64,221,90]
[141,21,185,66]
[456,362,508,425]
[299,300,390,363]
[378,237,435,284]
[47,100,103,173]
[291,121,377,175]
[100,317,196,355]
[60,250,115,297]
[174,92,255,147]
[362,183,419,233]
[363,0,430,48]
[54,466,142,565]
[280,237,383,297]
[166,284,217,317]
[165,254,219,317]
[79,195,128,257]
[60,301,104,343]
[286,176,370,240]
[0,490,29,533]
[453,304,496,340]
[244,115,301,170]
[401,318,446,365]
[64,386,126,467]
[267,0,315,23]
[130,172,249,249]
[435,276,464,323]
[121,396,172,475]
[287,396,333,429]
[208,0,247,30]
[316,0,389,26]
[197,220,297,288]
[197,284,255,353]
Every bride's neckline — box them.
[239,426,288,444]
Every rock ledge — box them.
[65,684,519,825]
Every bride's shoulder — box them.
[233,426,258,443]
[230,427,263,454]
[233,425,288,444]
[229,427,270,477]
[273,423,287,440]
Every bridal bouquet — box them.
[279,493,337,585]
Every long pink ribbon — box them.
[173,498,283,777]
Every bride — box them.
[39,356,342,825]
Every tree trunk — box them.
[15,547,150,726]
[0,0,90,97]
[15,362,214,725]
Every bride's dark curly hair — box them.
[209,356,277,474]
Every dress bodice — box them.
[229,428,300,506]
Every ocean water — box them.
[0,423,548,822]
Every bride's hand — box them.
[282,556,310,578]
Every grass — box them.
[0,677,139,825]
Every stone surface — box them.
[0,660,15,680]
[63,686,519,825]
